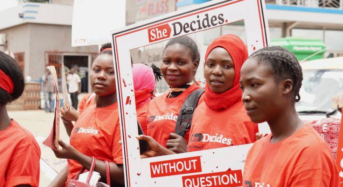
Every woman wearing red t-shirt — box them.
[50,49,124,186]
[241,46,339,186]
[187,34,258,152]
[0,51,41,187]
[146,36,201,148]
[60,63,155,136]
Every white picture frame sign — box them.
[111,0,270,186]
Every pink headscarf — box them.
[132,64,156,107]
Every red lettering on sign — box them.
[150,156,202,178]
[182,169,243,187]
[148,24,171,43]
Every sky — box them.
[0,0,18,12]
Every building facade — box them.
[0,0,98,82]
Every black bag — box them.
[137,121,150,154]
[174,88,205,137]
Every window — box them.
[14,52,25,73]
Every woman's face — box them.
[204,47,235,94]
[161,44,198,88]
[90,54,116,96]
[240,57,285,123]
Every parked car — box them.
[297,57,343,120]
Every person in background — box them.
[241,46,339,186]
[132,64,156,134]
[0,51,41,187]
[67,65,81,110]
[42,69,54,113]
[81,71,88,93]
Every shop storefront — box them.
[271,38,326,61]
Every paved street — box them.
[9,110,70,186]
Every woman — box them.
[61,63,155,135]
[51,49,124,186]
[241,46,338,186]
[138,34,258,155]
[146,36,201,148]
[0,51,40,187]
[59,44,112,129]
[187,34,258,151]
[132,64,156,134]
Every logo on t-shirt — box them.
[189,133,203,142]
[190,133,232,146]
[73,127,99,135]
[147,113,178,123]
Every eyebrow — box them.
[206,58,233,63]
[241,77,260,83]
[93,65,114,69]
[163,57,189,61]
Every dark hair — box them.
[92,49,113,66]
[164,36,200,63]
[250,46,303,102]
[100,43,112,52]
[0,51,25,105]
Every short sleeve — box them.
[289,169,332,187]
[111,120,123,165]
[5,141,41,187]
[79,94,90,113]
[289,140,339,187]
[77,75,81,82]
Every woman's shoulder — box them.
[288,125,338,179]
[293,125,333,154]
[5,120,40,150]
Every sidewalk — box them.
[9,110,70,186]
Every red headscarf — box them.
[204,34,248,111]
[0,69,14,94]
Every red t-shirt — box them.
[0,120,40,187]
[244,124,339,187]
[137,102,149,135]
[147,84,200,147]
[78,93,149,135]
[187,101,258,152]
[67,102,123,182]
[78,93,95,114]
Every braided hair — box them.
[250,46,303,102]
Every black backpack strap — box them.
[174,88,205,137]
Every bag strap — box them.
[86,157,96,184]
[105,161,111,185]
[174,88,204,137]
[72,157,96,183]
